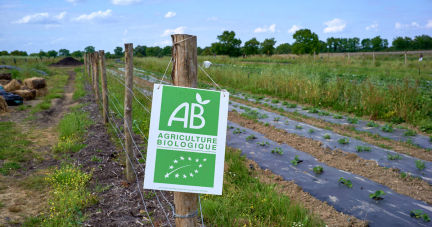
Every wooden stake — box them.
[99,50,109,124]
[89,53,94,90]
[171,34,199,227]
[124,43,134,181]
[93,52,101,103]
[83,53,87,76]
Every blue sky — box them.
[1,0,431,54]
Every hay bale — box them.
[0,80,10,85]
[23,77,46,89]
[11,89,36,101]
[35,87,48,97]
[0,96,7,113]
[4,79,21,92]
[0,73,12,80]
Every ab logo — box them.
[159,86,221,136]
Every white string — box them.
[173,36,196,45]
[158,58,172,89]
[198,65,226,97]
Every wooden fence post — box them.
[171,34,199,227]
[99,50,109,124]
[405,51,407,66]
[124,43,134,181]
[83,53,87,76]
[89,53,94,89]
[93,52,101,103]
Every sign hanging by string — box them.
[144,84,229,195]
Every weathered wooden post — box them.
[124,43,134,181]
[171,34,199,227]
[89,53,94,89]
[83,53,87,76]
[93,52,101,103]
[405,51,407,66]
[99,50,109,124]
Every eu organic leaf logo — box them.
[196,93,210,105]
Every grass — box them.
[0,121,32,163]
[30,72,70,114]
[73,68,86,101]
[201,148,324,226]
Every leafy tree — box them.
[10,50,23,56]
[59,49,70,56]
[371,36,383,51]
[84,46,95,53]
[348,37,360,52]
[211,31,242,57]
[105,51,111,59]
[197,47,203,55]
[292,29,320,55]
[38,50,46,58]
[392,37,409,50]
[260,38,277,55]
[275,43,292,54]
[21,51,28,56]
[413,35,432,50]
[319,41,328,52]
[71,51,83,58]
[134,45,147,57]
[114,47,123,57]
[361,38,372,51]
[47,50,58,58]
[243,38,260,55]
[382,39,389,49]
[201,47,213,56]
[145,46,162,57]
[0,51,8,56]
[163,46,172,56]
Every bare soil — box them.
[229,112,432,205]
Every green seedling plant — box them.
[323,134,331,139]
[429,136,432,142]
[415,160,426,170]
[227,126,234,129]
[313,166,323,174]
[256,141,269,146]
[302,106,311,110]
[333,115,343,119]
[381,124,394,132]
[387,152,403,160]
[369,190,386,200]
[355,145,371,152]
[91,156,102,163]
[271,147,283,154]
[233,128,246,134]
[410,209,431,222]
[403,129,417,136]
[308,129,315,133]
[282,101,288,105]
[309,108,319,113]
[271,99,279,103]
[338,138,350,144]
[274,117,280,122]
[347,117,358,124]
[264,123,270,127]
[284,121,289,125]
[318,111,330,116]
[246,135,256,141]
[290,155,301,166]
[367,121,380,127]
[295,125,303,129]
[339,177,353,188]
[286,103,297,108]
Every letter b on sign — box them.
[159,86,220,136]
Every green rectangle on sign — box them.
[154,149,215,188]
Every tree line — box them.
[2,29,431,58]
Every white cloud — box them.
[164,12,176,18]
[54,12,66,20]
[73,9,112,21]
[51,38,65,44]
[323,18,346,33]
[45,24,60,29]
[154,40,171,46]
[254,24,276,33]
[288,25,302,33]
[161,26,186,37]
[12,13,50,24]
[207,17,218,21]
[365,21,378,31]
[426,20,432,28]
[111,0,141,5]
[395,21,421,29]
[124,29,128,34]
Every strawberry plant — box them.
[271,147,283,154]
[302,106,311,110]
[271,99,279,103]
[410,209,431,222]
[333,115,343,119]
[290,155,301,165]
[233,104,238,107]
[256,141,269,146]
[308,129,314,133]
[313,166,323,174]
[318,111,330,116]
[429,136,432,141]
[227,126,234,129]
[369,190,386,200]
[233,128,245,134]
[387,152,403,160]
[274,117,280,121]
[309,108,319,113]
[355,145,371,152]
[415,160,426,170]
[339,177,353,188]
[284,121,289,125]
[295,125,303,129]
[246,135,256,141]
[347,117,358,124]
[277,107,284,112]
[403,129,417,136]
[323,134,331,139]
[381,124,394,132]
[264,123,270,126]
[367,121,380,127]
[338,138,350,144]
[263,103,269,107]
[282,101,288,105]
[286,103,297,108]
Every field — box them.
[0,52,431,227]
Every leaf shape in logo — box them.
[196,93,210,105]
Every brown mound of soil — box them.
[49,57,83,66]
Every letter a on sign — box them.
[144,84,229,195]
